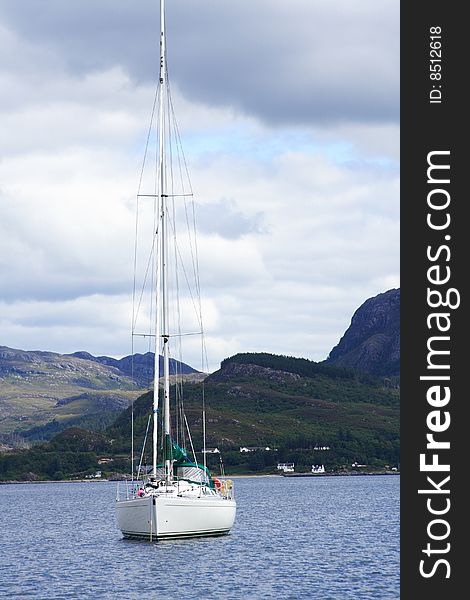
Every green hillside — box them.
[0,346,205,442]
[0,346,142,437]
[0,353,399,480]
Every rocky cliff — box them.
[326,288,400,377]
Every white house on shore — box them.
[277,462,295,473]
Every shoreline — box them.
[0,470,399,485]
[280,470,400,478]
[230,470,400,479]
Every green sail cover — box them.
[172,442,215,489]
[171,441,191,462]
[157,441,215,489]
[174,462,216,489]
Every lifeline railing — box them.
[220,479,234,499]
[116,480,141,501]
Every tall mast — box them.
[156,0,172,484]
[152,0,168,478]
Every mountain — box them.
[0,346,199,440]
[325,288,400,377]
[0,352,399,480]
[67,351,198,387]
[0,288,399,452]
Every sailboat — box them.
[115,0,236,540]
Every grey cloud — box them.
[0,0,398,126]
[0,1,399,367]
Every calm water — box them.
[0,475,399,599]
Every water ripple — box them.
[0,475,399,599]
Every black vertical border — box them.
[401,3,465,597]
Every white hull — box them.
[116,494,236,540]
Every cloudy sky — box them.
[0,0,399,372]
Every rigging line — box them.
[137,83,159,197]
[168,80,194,196]
[132,197,159,332]
[132,190,162,333]
[175,140,205,369]
[167,75,205,392]
[190,202,209,471]
[167,79,201,313]
[174,209,186,451]
[183,412,198,468]
[182,198,199,304]
[132,233,158,333]
[149,81,162,351]
[169,88,201,319]
[190,196,211,375]
[181,181,199,311]
[181,165,210,376]
[176,145,202,342]
[170,346,179,444]
[166,67,186,198]
[130,78,158,484]
[167,101,185,381]
[167,95,189,448]
[168,346,184,449]
[168,50,210,467]
[184,168,203,341]
[166,210,204,331]
[166,109,178,445]
[175,168,210,453]
[130,326,135,481]
[137,414,152,481]
[130,188,139,478]
[131,193,162,333]
[186,192,211,459]
[191,198,202,303]
[164,202,202,329]
[181,198,203,377]
[149,96,162,351]
[167,95,187,450]
[201,325,207,473]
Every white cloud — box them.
[0,1,399,372]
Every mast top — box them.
[159,0,166,85]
